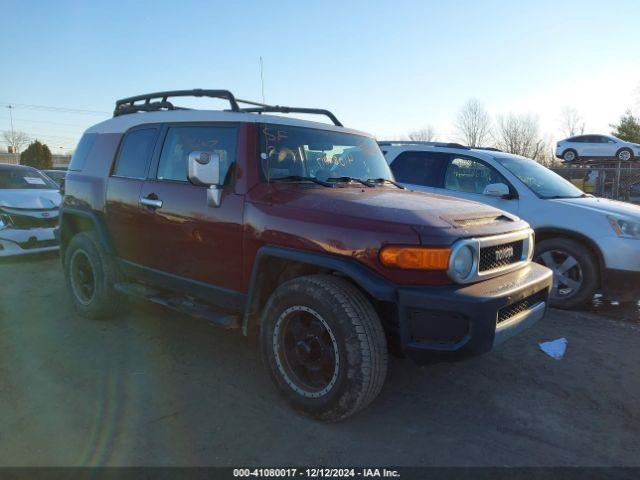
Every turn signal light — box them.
[379,246,451,270]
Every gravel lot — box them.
[1,253,639,467]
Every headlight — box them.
[0,214,10,230]
[452,245,474,278]
[608,216,640,239]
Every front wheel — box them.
[534,238,598,309]
[617,148,633,162]
[261,275,388,422]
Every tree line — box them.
[406,96,640,166]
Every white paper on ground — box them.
[539,338,568,360]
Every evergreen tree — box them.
[20,140,53,170]
[610,110,640,143]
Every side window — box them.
[157,126,238,183]
[390,152,448,187]
[113,128,157,178]
[69,133,97,171]
[444,157,509,194]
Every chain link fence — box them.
[551,166,640,204]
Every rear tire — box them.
[64,231,122,319]
[261,274,388,422]
[534,238,598,309]
[562,149,577,162]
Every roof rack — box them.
[473,146,503,152]
[114,89,240,116]
[236,98,342,127]
[113,89,343,126]
[377,140,470,150]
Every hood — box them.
[551,196,640,219]
[0,189,61,210]
[269,185,527,239]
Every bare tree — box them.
[407,126,437,142]
[2,130,30,153]
[455,99,491,147]
[559,106,585,137]
[494,113,545,160]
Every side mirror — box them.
[187,151,223,207]
[483,182,510,198]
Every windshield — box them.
[494,155,584,199]
[0,167,58,190]
[259,124,392,183]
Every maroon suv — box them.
[59,90,552,421]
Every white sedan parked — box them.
[555,134,640,162]
[0,164,60,256]
[381,141,640,309]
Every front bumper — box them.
[0,227,59,257]
[397,263,552,364]
[601,268,640,301]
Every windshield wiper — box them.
[543,194,587,199]
[326,176,375,187]
[270,175,333,187]
[366,178,406,189]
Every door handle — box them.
[140,196,163,209]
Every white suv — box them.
[556,134,640,162]
[381,141,640,309]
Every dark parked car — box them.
[59,89,552,420]
[42,169,67,187]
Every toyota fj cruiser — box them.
[60,89,552,421]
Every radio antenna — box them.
[259,56,266,104]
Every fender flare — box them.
[59,206,115,255]
[242,245,397,335]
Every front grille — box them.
[498,290,547,324]
[479,240,523,272]
[8,215,58,229]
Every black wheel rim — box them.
[535,250,583,300]
[273,306,339,398]
[70,250,96,305]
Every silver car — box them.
[555,134,640,162]
[0,164,60,257]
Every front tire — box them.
[261,275,388,422]
[616,148,633,162]
[64,231,122,319]
[534,238,598,309]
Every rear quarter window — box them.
[68,133,98,171]
[112,128,158,179]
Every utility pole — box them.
[7,105,15,153]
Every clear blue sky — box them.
[1,0,639,152]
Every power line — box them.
[7,117,89,128]
[0,129,78,141]
[0,101,109,116]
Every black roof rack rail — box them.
[377,140,470,150]
[113,89,240,117]
[113,90,343,127]
[236,98,342,127]
[472,146,503,152]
